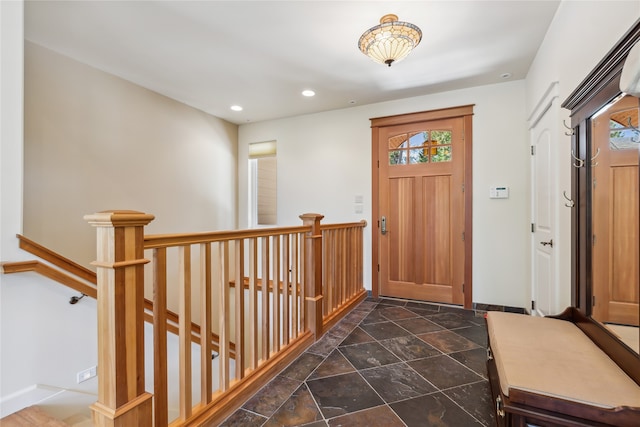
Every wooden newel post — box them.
[300,213,324,339]
[84,210,155,427]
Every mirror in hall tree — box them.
[590,93,639,353]
[562,19,640,369]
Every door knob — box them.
[540,239,553,248]
[381,216,387,235]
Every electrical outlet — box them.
[76,366,97,384]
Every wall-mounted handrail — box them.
[1,260,98,298]
[17,234,96,283]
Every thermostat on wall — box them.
[490,186,509,199]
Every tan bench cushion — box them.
[487,311,640,409]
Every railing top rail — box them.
[320,220,367,231]
[144,225,312,249]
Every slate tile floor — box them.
[219,297,495,427]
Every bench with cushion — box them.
[486,308,640,426]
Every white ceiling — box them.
[24,0,561,125]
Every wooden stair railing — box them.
[4,212,368,426]
[320,220,368,331]
[4,234,234,356]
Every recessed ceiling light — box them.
[302,90,315,97]
[500,73,512,79]
[230,105,243,111]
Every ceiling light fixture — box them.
[358,14,422,67]
[230,105,243,111]
[302,90,315,97]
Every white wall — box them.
[526,1,640,113]
[23,42,239,268]
[525,1,640,312]
[239,80,531,309]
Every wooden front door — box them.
[591,94,639,326]
[372,107,472,306]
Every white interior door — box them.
[530,84,559,317]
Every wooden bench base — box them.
[486,308,640,427]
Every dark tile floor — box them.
[220,297,495,427]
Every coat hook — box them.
[571,149,584,168]
[590,147,600,167]
[563,190,575,208]
[563,120,575,136]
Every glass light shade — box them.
[358,14,422,67]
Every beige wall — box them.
[24,42,238,268]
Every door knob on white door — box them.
[540,239,553,248]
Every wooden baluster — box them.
[345,227,350,302]
[282,235,290,346]
[335,229,340,312]
[200,243,213,404]
[261,237,270,361]
[272,235,281,353]
[299,214,324,338]
[84,210,154,427]
[353,221,367,295]
[179,245,192,420]
[340,228,346,306]
[349,227,355,299]
[291,234,299,337]
[299,231,306,331]
[234,239,245,380]
[153,247,169,427]
[336,229,341,310]
[249,238,258,369]
[358,223,365,293]
[331,229,337,315]
[324,230,331,316]
[218,241,230,391]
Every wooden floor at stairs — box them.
[1,406,70,427]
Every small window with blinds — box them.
[249,141,277,226]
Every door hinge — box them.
[462,283,465,293]
[530,146,535,155]
[593,178,597,188]
[462,232,465,241]
[593,234,596,245]
[462,183,465,193]
[592,295,596,307]
[377,264,380,272]
[531,300,536,310]
[531,223,535,233]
